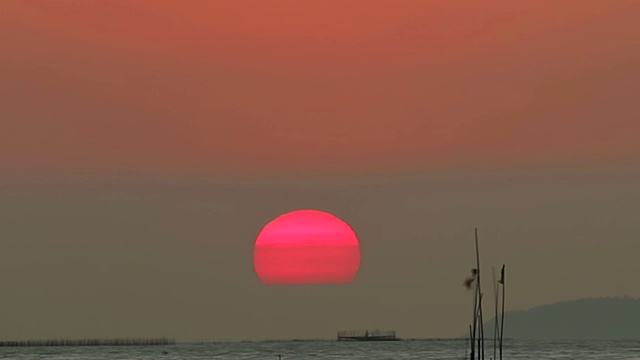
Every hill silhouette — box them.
[480,297,640,340]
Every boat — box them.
[337,329,398,341]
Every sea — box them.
[1,340,640,360]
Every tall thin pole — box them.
[469,324,473,360]
[499,265,506,360]
[471,277,478,360]
[479,293,485,360]
[474,229,484,360]
[493,267,498,360]
[476,294,481,360]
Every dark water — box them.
[1,340,640,360]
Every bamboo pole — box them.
[474,229,484,360]
[499,265,506,360]
[478,292,485,360]
[470,254,479,358]
[493,267,498,360]
[469,324,473,360]
[471,279,477,360]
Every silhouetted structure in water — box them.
[337,330,398,341]
[0,338,174,347]
[466,229,506,360]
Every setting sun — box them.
[253,209,361,284]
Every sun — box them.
[253,209,361,284]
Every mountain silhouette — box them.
[479,296,640,340]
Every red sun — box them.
[253,209,361,284]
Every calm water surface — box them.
[1,340,640,360]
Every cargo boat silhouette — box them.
[337,330,398,341]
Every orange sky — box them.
[1,1,639,177]
[2,2,640,341]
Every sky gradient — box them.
[2,1,639,176]
[1,1,639,341]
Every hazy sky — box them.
[1,1,639,341]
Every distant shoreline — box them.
[237,338,471,343]
[0,338,482,347]
[0,338,174,347]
